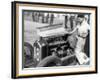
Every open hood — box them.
[37,25,68,37]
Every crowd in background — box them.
[24,12,55,25]
[24,11,90,32]
[32,12,55,25]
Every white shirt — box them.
[77,20,90,37]
[75,20,90,64]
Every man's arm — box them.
[65,26,78,34]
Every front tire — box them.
[24,42,34,68]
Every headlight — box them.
[36,48,39,52]
[37,52,39,56]
[37,58,40,61]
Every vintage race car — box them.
[24,23,78,68]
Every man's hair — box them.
[77,14,84,18]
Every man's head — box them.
[77,14,85,23]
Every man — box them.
[74,14,90,64]
[65,14,90,65]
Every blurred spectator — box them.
[50,13,54,25]
[46,13,49,23]
[32,12,35,21]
